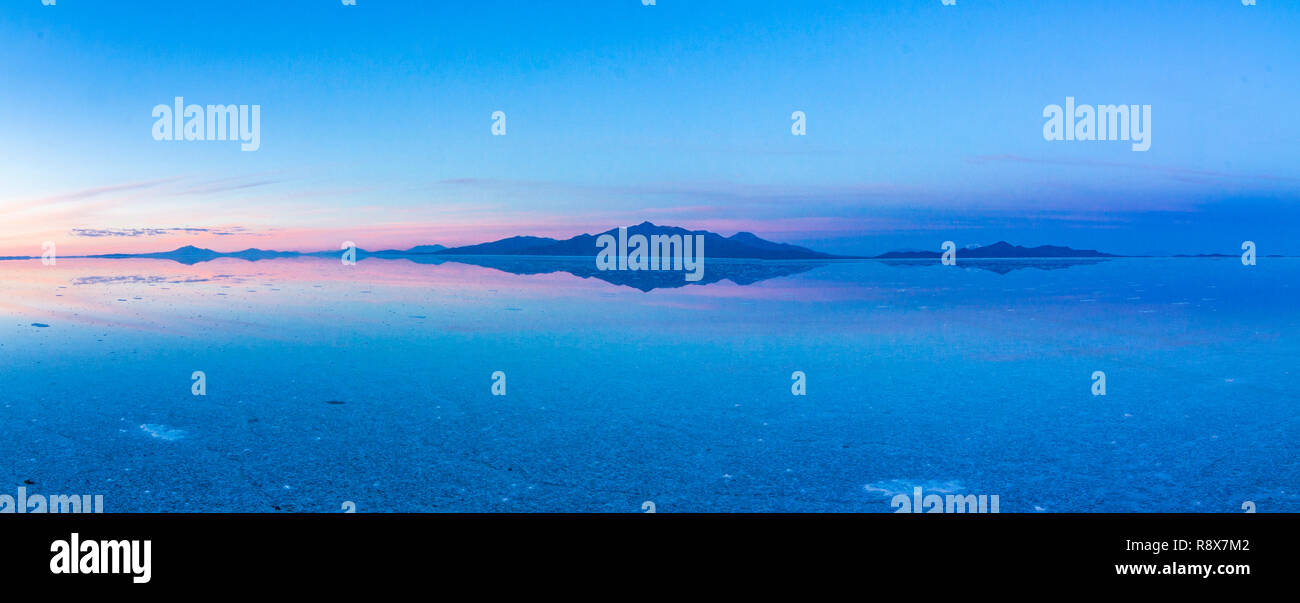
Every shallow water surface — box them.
[1,257,1296,512]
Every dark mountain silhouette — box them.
[396,244,447,254]
[437,236,560,255]
[434,222,841,260]
[875,241,1116,259]
[92,245,224,265]
[364,244,449,256]
[225,248,301,261]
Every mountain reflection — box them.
[386,255,830,291]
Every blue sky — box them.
[2,0,1298,256]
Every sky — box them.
[2,0,1298,257]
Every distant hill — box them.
[437,236,560,255]
[92,245,225,265]
[875,241,1116,259]
[368,244,448,256]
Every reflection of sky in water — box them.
[0,258,1296,512]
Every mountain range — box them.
[380,222,839,260]
[3,223,1267,265]
[5,223,845,264]
[873,241,1116,259]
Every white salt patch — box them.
[140,423,186,441]
[864,479,964,498]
